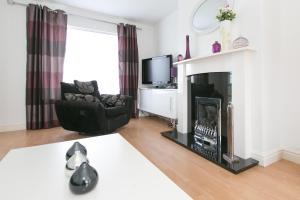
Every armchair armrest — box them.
[121,95,132,107]
[120,95,133,119]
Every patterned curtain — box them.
[26,4,67,129]
[117,23,139,118]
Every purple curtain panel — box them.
[117,23,139,118]
[26,4,67,129]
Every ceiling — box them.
[49,0,178,24]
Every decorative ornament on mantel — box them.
[177,54,184,61]
[185,35,191,60]
[216,5,236,51]
[212,41,221,53]
[233,36,249,49]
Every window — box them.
[63,27,119,94]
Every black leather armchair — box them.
[55,81,132,134]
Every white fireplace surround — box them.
[175,47,255,159]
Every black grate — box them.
[194,97,222,158]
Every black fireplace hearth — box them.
[161,130,258,174]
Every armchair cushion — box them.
[100,94,126,107]
[115,95,127,107]
[74,80,100,96]
[64,93,101,103]
[61,82,80,100]
[61,81,101,101]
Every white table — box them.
[0,134,191,200]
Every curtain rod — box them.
[7,0,142,30]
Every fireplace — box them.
[161,48,259,173]
[162,72,258,174]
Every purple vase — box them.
[212,41,221,53]
[185,35,191,60]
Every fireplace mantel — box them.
[175,47,256,159]
[174,47,255,66]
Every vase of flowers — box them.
[216,5,236,51]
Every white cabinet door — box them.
[151,90,175,118]
[139,89,153,113]
[139,88,177,119]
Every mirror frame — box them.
[191,0,234,35]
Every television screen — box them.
[142,55,172,85]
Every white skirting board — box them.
[0,124,26,133]
[282,149,300,165]
[252,149,300,167]
[251,150,283,167]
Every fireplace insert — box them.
[194,97,221,161]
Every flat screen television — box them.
[142,55,172,85]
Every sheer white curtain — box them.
[63,27,119,94]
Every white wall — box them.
[155,0,300,164]
[0,0,27,131]
[255,0,300,159]
[155,10,178,58]
[280,1,300,154]
[260,0,282,154]
[0,0,156,132]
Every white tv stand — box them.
[138,88,177,120]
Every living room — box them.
[0,0,299,199]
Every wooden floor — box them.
[0,117,299,200]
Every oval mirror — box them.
[192,0,228,34]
